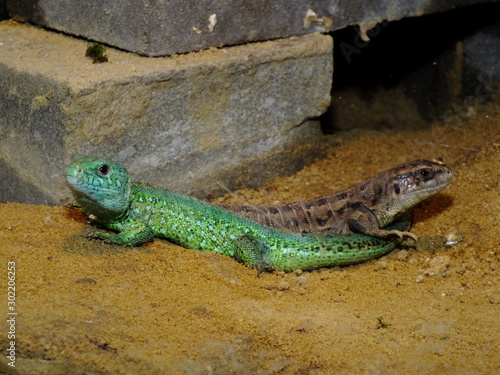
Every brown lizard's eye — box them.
[418,169,433,179]
[97,164,110,177]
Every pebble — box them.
[415,274,425,283]
[396,250,409,261]
[426,255,451,277]
[408,258,419,265]
[294,269,303,276]
[444,228,463,247]
[296,276,308,286]
[277,280,290,291]
[417,255,451,280]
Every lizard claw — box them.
[392,230,418,242]
[83,230,112,243]
[83,231,101,239]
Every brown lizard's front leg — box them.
[346,205,417,241]
[220,160,452,240]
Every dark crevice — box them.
[321,2,500,132]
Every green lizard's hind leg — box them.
[234,235,273,273]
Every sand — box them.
[0,105,498,374]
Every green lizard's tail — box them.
[234,218,411,272]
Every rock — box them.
[0,22,332,204]
[7,0,496,56]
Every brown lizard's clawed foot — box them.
[390,230,418,242]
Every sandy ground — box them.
[0,105,499,374]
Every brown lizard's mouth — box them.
[406,175,453,199]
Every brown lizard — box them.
[219,159,453,241]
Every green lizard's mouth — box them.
[65,168,124,204]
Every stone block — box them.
[463,20,500,90]
[322,3,500,132]
[7,0,497,56]
[0,21,332,205]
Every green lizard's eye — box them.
[97,164,110,177]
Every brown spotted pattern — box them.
[220,160,453,238]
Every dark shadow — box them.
[412,193,454,225]
[321,2,500,132]
[0,0,8,21]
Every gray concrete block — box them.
[0,21,332,205]
[7,0,497,56]
[464,25,500,82]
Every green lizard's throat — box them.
[66,156,132,223]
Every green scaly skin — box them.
[66,156,409,272]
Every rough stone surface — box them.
[0,21,332,205]
[322,3,500,132]
[7,0,498,56]
[462,19,500,90]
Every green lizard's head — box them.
[66,156,132,223]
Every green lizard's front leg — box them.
[86,219,155,246]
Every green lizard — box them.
[65,156,451,272]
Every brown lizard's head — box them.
[377,159,453,225]
[393,159,453,197]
